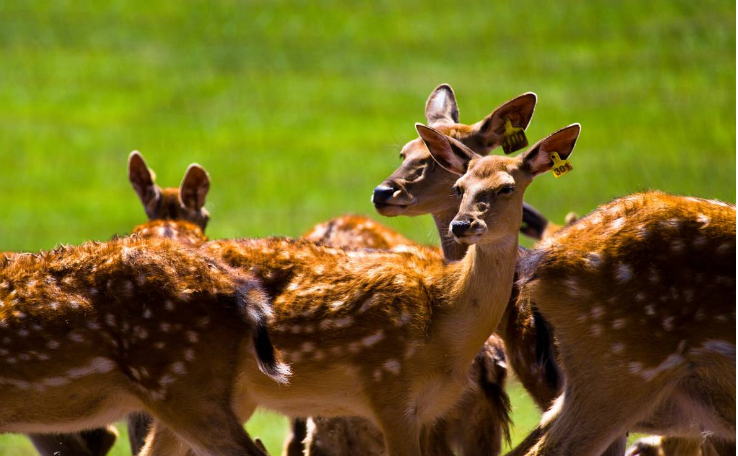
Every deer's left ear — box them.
[471,92,537,148]
[179,164,210,211]
[521,123,581,176]
[416,123,479,176]
[425,84,460,127]
[128,151,160,211]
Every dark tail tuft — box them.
[253,318,291,384]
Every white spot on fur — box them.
[47,341,60,349]
[186,331,199,343]
[584,252,603,269]
[590,306,604,319]
[612,318,626,329]
[662,317,675,331]
[628,361,643,375]
[590,324,602,336]
[373,369,382,382]
[301,342,315,353]
[362,330,385,347]
[609,217,626,231]
[383,359,401,375]
[616,264,633,283]
[612,343,625,354]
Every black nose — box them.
[450,220,471,236]
[372,185,395,204]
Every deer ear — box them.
[416,123,478,176]
[128,151,160,209]
[471,92,537,148]
[179,164,210,210]
[521,123,581,176]
[425,84,460,127]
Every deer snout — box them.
[450,217,487,244]
[372,185,396,204]
[450,220,472,236]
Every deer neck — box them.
[437,234,518,368]
[432,208,469,262]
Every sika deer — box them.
[128,150,211,244]
[294,87,549,456]
[28,151,214,456]
[506,192,736,456]
[0,236,288,456]
[162,123,581,456]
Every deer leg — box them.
[29,433,94,456]
[375,413,421,456]
[139,403,267,456]
[80,426,119,456]
[513,382,671,456]
[282,418,307,456]
[128,412,154,455]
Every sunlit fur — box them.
[510,192,736,456]
[0,237,286,456]
[298,214,511,456]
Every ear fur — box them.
[425,84,460,127]
[416,123,479,176]
[521,123,581,176]
[471,92,538,148]
[128,151,160,209]
[179,164,210,210]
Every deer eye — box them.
[499,185,515,195]
[453,186,463,198]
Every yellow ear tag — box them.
[550,152,573,178]
[500,117,528,155]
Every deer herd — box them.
[0,85,734,456]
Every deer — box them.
[503,192,736,456]
[145,122,580,456]
[26,151,214,456]
[293,86,541,456]
[0,235,289,456]
[128,150,211,246]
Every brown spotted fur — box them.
[29,152,212,456]
[0,236,288,456]
[508,192,736,456]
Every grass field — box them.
[0,0,734,454]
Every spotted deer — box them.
[504,192,736,456]
[128,150,211,245]
[27,151,215,456]
[161,122,581,456]
[0,236,289,456]
[294,85,541,456]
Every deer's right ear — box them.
[416,123,478,176]
[471,92,537,148]
[179,164,210,211]
[425,84,460,127]
[128,151,159,208]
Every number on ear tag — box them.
[550,152,573,178]
[500,117,528,155]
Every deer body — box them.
[27,152,217,456]
[210,233,517,454]
[509,192,736,456]
[0,237,286,456]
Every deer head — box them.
[128,151,211,230]
[417,123,581,245]
[372,85,537,217]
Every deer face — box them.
[373,84,536,218]
[128,152,211,230]
[373,131,463,217]
[419,123,581,245]
[450,157,531,244]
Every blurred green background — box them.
[0,0,734,454]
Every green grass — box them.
[0,0,734,454]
